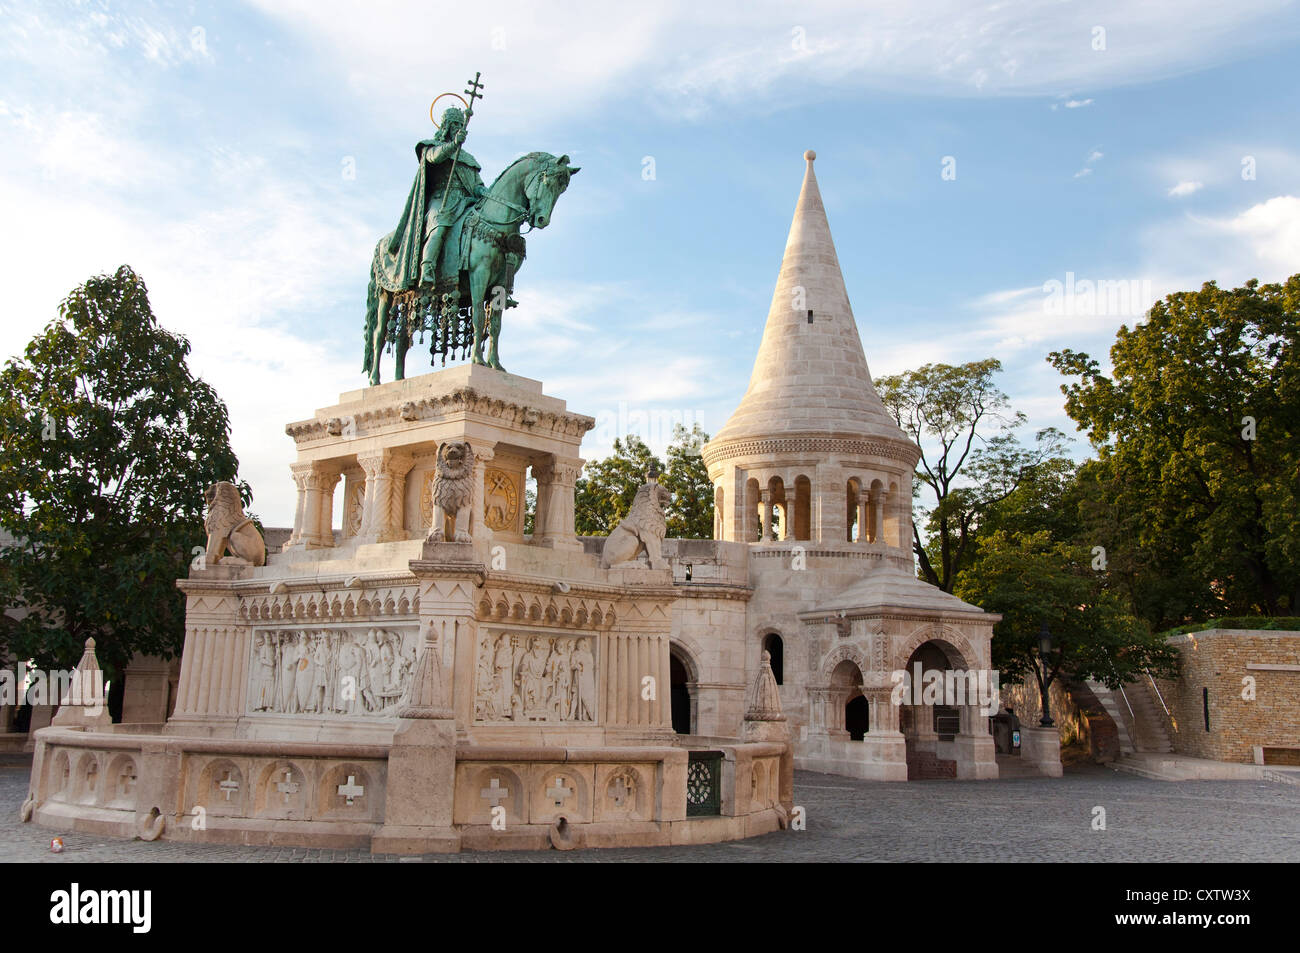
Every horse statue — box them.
[363,151,579,384]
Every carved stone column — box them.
[531,461,552,540]
[872,489,886,545]
[760,489,774,541]
[467,443,495,544]
[284,463,313,550]
[537,457,584,550]
[857,494,870,545]
[304,468,340,548]
[357,450,415,544]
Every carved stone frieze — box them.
[474,631,597,724]
[248,626,418,717]
[285,387,596,444]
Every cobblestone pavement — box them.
[3,756,1297,862]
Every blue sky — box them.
[3,1,1299,525]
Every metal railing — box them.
[1145,669,1171,717]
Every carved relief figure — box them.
[253,633,276,711]
[278,634,301,714]
[426,441,475,543]
[599,466,672,570]
[475,632,596,723]
[335,636,363,715]
[548,640,573,719]
[570,638,596,722]
[515,636,552,720]
[294,634,316,713]
[203,482,267,567]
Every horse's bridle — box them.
[477,166,564,234]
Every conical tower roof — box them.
[709,151,909,451]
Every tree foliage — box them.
[573,424,713,539]
[0,266,248,685]
[955,530,1179,705]
[1049,275,1300,621]
[877,358,1065,591]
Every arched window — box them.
[762,632,784,685]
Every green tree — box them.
[1050,276,1300,621]
[573,435,662,535]
[955,530,1180,716]
[572,425,715,539]
[0,266,248,711]
[877,359,1065,592]
[662,423,713,539]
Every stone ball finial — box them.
[804,149,816,161]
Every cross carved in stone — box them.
[337,775,365,805]
[480,777,509,808]
[608,775,632,807]
[547,776,573,807]
[276,769,300,804]
[218,771,240,802]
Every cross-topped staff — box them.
[435,71,484,220]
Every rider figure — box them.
[405,106,488,285]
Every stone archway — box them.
[898,633,997,780]
[669,642,699,736]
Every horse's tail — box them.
[363,246,379,375]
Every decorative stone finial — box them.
[804,149,816,161]
[745,650,786,722]
[51,637,110,728]
[396,621,454,719]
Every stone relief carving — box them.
[345,481,365,537]
[483,468,519,531]
[474,632,597,723]
[250,627,417,717]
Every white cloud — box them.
[245,0,1300,128]
[1064,98,1094,108]
[1167,180,1204,197]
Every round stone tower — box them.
[703,150,919,563]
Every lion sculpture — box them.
[203,482,266,567]
[600,469,672,570]
[427,440,476,543]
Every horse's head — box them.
[524,154,580,229]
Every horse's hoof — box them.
[489,362,506,373]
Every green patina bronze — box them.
[363,73,579,384]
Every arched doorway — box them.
[669,644,698,735]
[829,659,864,739]
[901,640,963,779]
[762,632,784,685]
[845,695,869,740]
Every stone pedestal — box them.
[121,653,178,724]
[372,717,460,854]
[1020,725,1063,777]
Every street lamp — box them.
[1037,622,1054,727]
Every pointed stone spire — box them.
[745,650,786,722]
[710,150,906,448]
[51,638,111,728]
[396,621,453,720]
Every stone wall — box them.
[1158,629,1300,764]
[998,673,1087,746]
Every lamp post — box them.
[1037,622,1054,727]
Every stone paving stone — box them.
[3,759,1297,862]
